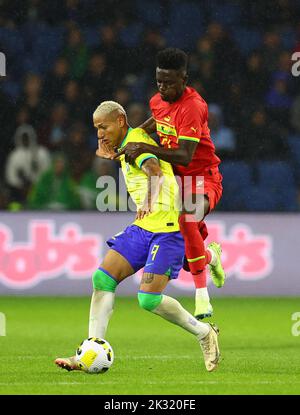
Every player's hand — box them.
[136,205,152,220]
[113,143,147,164]
[96,140,116,159]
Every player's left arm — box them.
[136,158,164,220]
[116,105,204,166]
[117,139,197,166]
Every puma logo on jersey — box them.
[164,116,171,122]
[191,127,197,133]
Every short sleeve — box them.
[177,102,207,143]
[124,128,159,169]
[135,153,158,169]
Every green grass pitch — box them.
[0,296,299,395]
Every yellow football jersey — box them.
[118,127,180,233]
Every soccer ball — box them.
[75,337,114,374]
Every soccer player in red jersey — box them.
[117,48,226,320]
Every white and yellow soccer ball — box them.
[75,337,114,374]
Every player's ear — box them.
[117,114,125,128]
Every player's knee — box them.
[92,268,118,292]
[137,291,162,311]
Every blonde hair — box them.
[93,100,127,121]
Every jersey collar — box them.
[119,127,132,150]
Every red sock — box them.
[205,249,212,265]
[179,214,207,288]
[192,269,207,289]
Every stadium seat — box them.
[120,23,144,48]
[287,135,300,165]
[241,185,279,212]
[0,27,25,58]
[257,161,296,189]
[165,2,205,50]
[210,3,243,27]
[257,161,299,211]
[218,161,254,211]
[136,0,163,26]
[83,26,101,48]
[232,27,262,56]
[281,28,297,50]
[22,24,65,73]
[219,161,253,192]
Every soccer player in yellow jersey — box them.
[55,101,220,372]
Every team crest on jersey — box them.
[156,122,177,137]
[164,116,171,122]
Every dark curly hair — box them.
[156,48,188,71]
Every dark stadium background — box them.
[0,0,300,212]
[0,0,300,397]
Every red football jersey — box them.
[150,87,221,177]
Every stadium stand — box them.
[0,0,299,212]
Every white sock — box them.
[208,248,217,266]
[88,290,115,338]
[152,295,210,339]
[195,287,210,302]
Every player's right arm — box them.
[136,158,164,220]
[138,116,156,135]
[116,139,197,166]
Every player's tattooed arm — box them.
[136,158,164,220]
[116,139,198,166]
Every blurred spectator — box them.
[27,153,81,210]
[93,25,126,78]
[222,81,248,133]
[238,109,288,161]
[195,36,214,64]
[5,124,51,203]
[290,95,300,134]
[206,22,241,85]
[243,51,269,103]
[44,57,70,104]
[16,73,46,128]
[0,89,15,174]
[138,28,166,75]
[113,86,132,108]
[62,27,89,79]
[63,121,93,182]
[208,104,236,160]
[190,36,218,99]
[0,0,299,211]
[15,107,31,127]
[260,31,283,73]
[127,103,147,128]
[265,73,293,128]
[193,60,220,103]
[79,158,120,210]
[83,53,114,110]
[63,80,83,121]
[38,103,69,151]
[0,182,11,210]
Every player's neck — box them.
[170,87,187,103]
[118,125,130,148]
